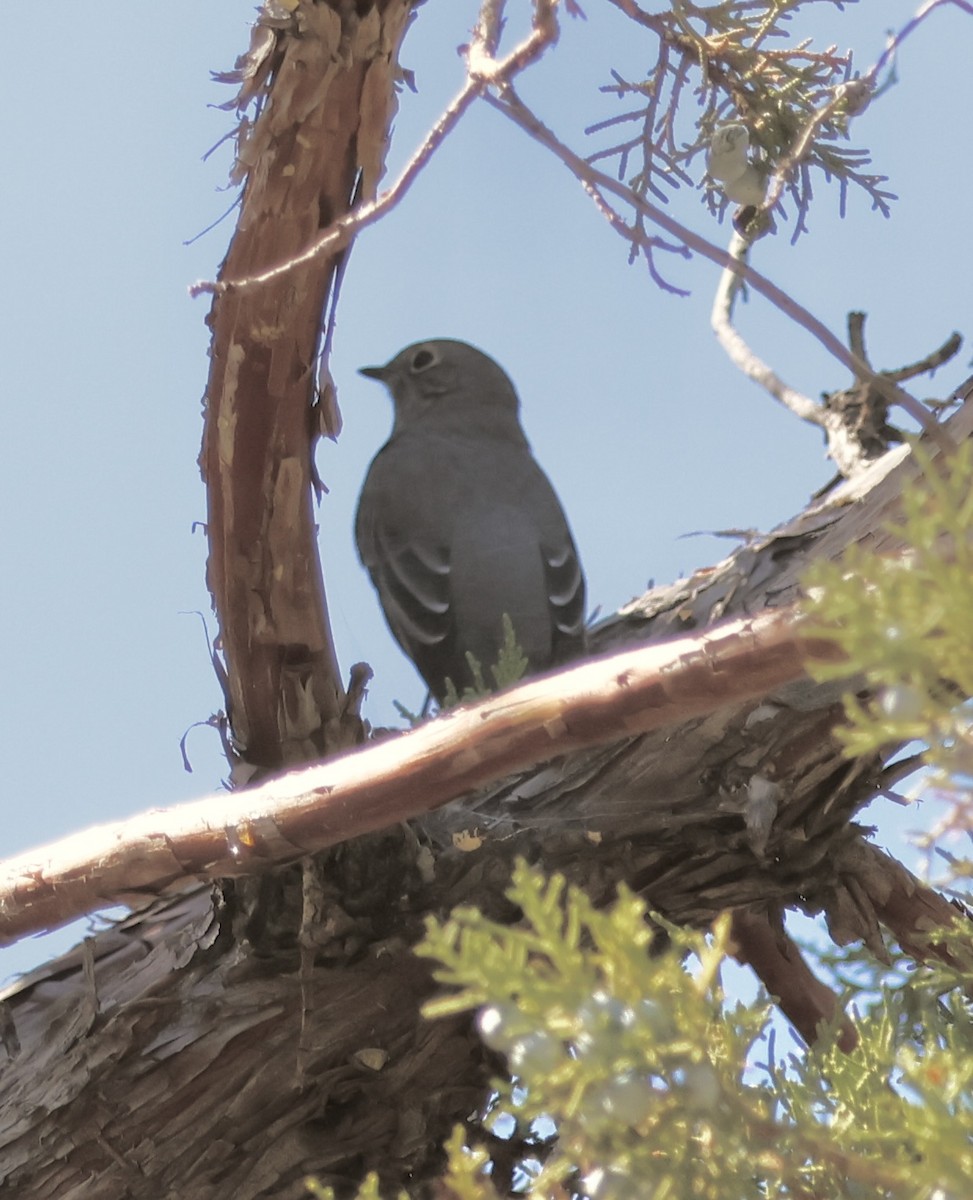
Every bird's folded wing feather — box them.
[369,532,451,649]
[544,538,586,640]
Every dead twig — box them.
[482,86,956,455]
[191,0,561,299]
[712,239,962,476]
[711,230,821,428]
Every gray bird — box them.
[355,338,586,703]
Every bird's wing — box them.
[448,479,587,670]
[544,533,586,647]
[519,460,586,658]
[368,530,451,651]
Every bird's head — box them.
[359,339,525,439]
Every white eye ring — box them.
[411,348,437,372]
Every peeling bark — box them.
[0,604,842,947]
[200,0,415,776]
[2,403,971,1196]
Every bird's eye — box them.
[411,349,436,372]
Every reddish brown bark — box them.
[200,2,415,775]
[731,908,858,1052]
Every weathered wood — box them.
[5,394,971,950]
[0,605,841,947]
[200,0,414,775]
[1,400,969,1196]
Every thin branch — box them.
[847,310,868,366]
[730,909,858,1051]
[580,177,692,295]
[884,329,963,385]
[481,86,955,453]
[191,81,479,298]
[713,245,961,476]
[473,0,508,60]
[0,605,841,947]
[604,0,668,37]
[760,80,861,219]
[871,0,973,82]
[711,230,822,425]
[190,1,560,299]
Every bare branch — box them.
[190,82,480,299]
[473,0,508,60]
[884,329,963,385]
[604,0,667,38]
[191,2,560,300]
[713,244,962,476]
[730,908,858,1052]
[0,605,841,947]
[711,231,822,426]
[199,6,424,776]
[847,310,868,365]
[481,86,954,451]
[870,0,973,83]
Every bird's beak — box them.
[359,363,391,381]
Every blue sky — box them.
[2,1,970,982]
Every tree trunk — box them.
[1,401,970,1196]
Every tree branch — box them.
[198,3,423,776]
[190,0,560,300]
[481,87,955,453]
[730,908,858,1052]
[712,241,962,476]
[711,230,822,427]
[0,605,840,947]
